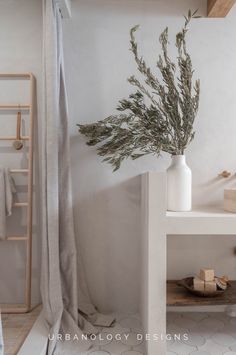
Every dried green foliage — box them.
[78,10,200,171]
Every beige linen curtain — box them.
[41,1,97,354]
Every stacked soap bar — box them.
[193,269,217,292]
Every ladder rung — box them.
[7,236,28,241]
[14,202,28,207]
[10,169,29,174]
[0,304,28,314]
[0,73,32,79]
[0,136,29,141]
[0,104,30,110]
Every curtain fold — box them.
[41,1,96,354]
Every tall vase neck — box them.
[171,154,186,165]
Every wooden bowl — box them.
[177,277,230,298]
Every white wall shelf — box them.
[141,172,236,355]
[166,207,236,235]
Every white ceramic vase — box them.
[167,155,192,212]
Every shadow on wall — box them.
[71,148,142,313]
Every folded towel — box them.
[0,167,16,240]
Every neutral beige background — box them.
[1,0,236,314]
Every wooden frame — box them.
[0,73,35,313]
[208,0,236,17]
[167,280,236,306]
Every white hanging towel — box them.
[0,167,16,240]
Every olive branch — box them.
[78,10,200,171]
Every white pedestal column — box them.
[141,172,167,355]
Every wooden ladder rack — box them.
[0,73,35,314]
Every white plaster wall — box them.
[1,0,236,314]
[0,0,42,305]
[63,0,236,313]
